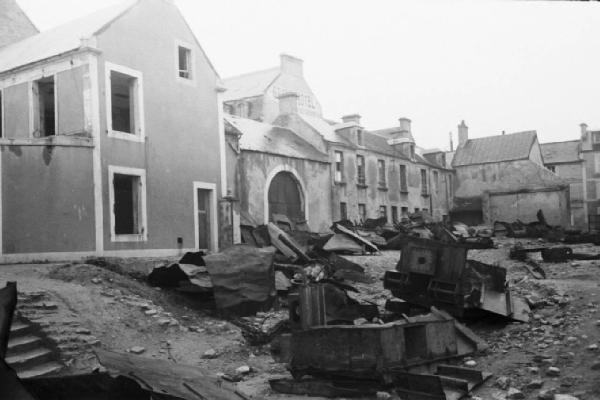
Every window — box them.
[420,169,428,195]
[356,129,363,146]
[177,45,192,79]
[358,203,366,222]
[547,165,556,173]
[400,164,408,192]
[593,132,600,143]
[340,202,347,220]
[433,171,439,192]
[357,155,366,185]
[334,151,344,182]
[33,76,56,137]
[106,63,144,142]
[392,206,398,223]
[401,206,409,217]
[414,207,420,213]
[246,101,253,117]
[422,208,428,213]
[109,166,147,242]
[596,154,600,173]
[409,144,415,159]
[237,103,245,117]
[377,159,386,187]
[379,205,387,221]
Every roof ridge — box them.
[223,66,280,81]
[540,139,580,145]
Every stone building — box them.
[222,55,451,230]
[451,122,569,227]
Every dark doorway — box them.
[197,189,211,249]
[268,171,303,223]
[114,174,140,234]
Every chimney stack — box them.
[581,122,588,138]
[341,114,361,125]
[449,132,454,151]
[399,117,411,134]
[280,54,303,77]
[278,92,299,115]
[458,120,468,147]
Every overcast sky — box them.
[16,0,600,150]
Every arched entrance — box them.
[267,171,304,223]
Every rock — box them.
[528,366,540,374]
[157,318,170,326]
[495,376,511,390]
[75,327,91,334]
[526,379,544,389]
[587,344,598,351]
[353,317,369,326]
[507,387,525,399]
[235,365,251,375]
[376,392,392,399]
[546,366,560,376]
[129,346,145,354]
[591,361,600,370]
[553,395,580,400]
[144,309,158,316]
[202,349,218,359]
[91,278,102,284]
[565,336,577,344]
[538,389,555,400]
[42,302,58,310]
[464,360,477,367]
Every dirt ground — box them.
[1,238,599,399]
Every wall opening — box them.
[178,45,192,79]
[0,90,3,138]
[268,171,304,223]
[110,71,136,134]
[340,202,347,220]
[113,173,141,235]
[34,76,55,137]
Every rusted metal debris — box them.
[384,237,530,322]
[510,244,600,263]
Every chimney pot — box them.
[458,120,468,147]
[278,92,299,115]
[341,114,361,125]
[399,117,411,133]
[280,54,303,77]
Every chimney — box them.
[399,117,411,133]
[458,120,468,147]
[278,92,299,115]
[581,122,588,138]
[449,132,454,152]
[341,114,361,125]
[280,54,303,77]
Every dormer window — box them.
[175,40,195,84]
[410,144,415,159]
[356,129,363,146]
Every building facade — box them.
[0,0,224,261]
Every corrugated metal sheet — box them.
[452,131,537,167]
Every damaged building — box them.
[449,122,570,227]
[222,55,452,234]
[0,0,225,262]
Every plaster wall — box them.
[238,151,331,232]
[96,0,221,251]
[484,188,569,227]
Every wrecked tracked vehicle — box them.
[383,237,530,322]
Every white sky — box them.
[16,0,600,150]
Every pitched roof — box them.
[299,115,353,146]
[224,115,328,163]
[541,140,581,164]
[452,131,538,167]
[0,0,38,48]
[0,0,138,74]
[222,67,280,102]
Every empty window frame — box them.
[400,164,408,192]
[334,151,344,182]
[106,63,144,141]
[340,202,347,220]
[356,129,363,146]
[593,132,600,143]
[377,159,386,187]
[177,45,192,79]
[357,155,366,185]
[109,166,147,242]
[379,205,387,221]
[433,171,439,192]
[547,165,556,173]
[358,203,367,222]
[391,206,398,223]
[401,206,409,218]
[420,169,428,195]
[33,76,56,137]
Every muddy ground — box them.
[1,237,599,399]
